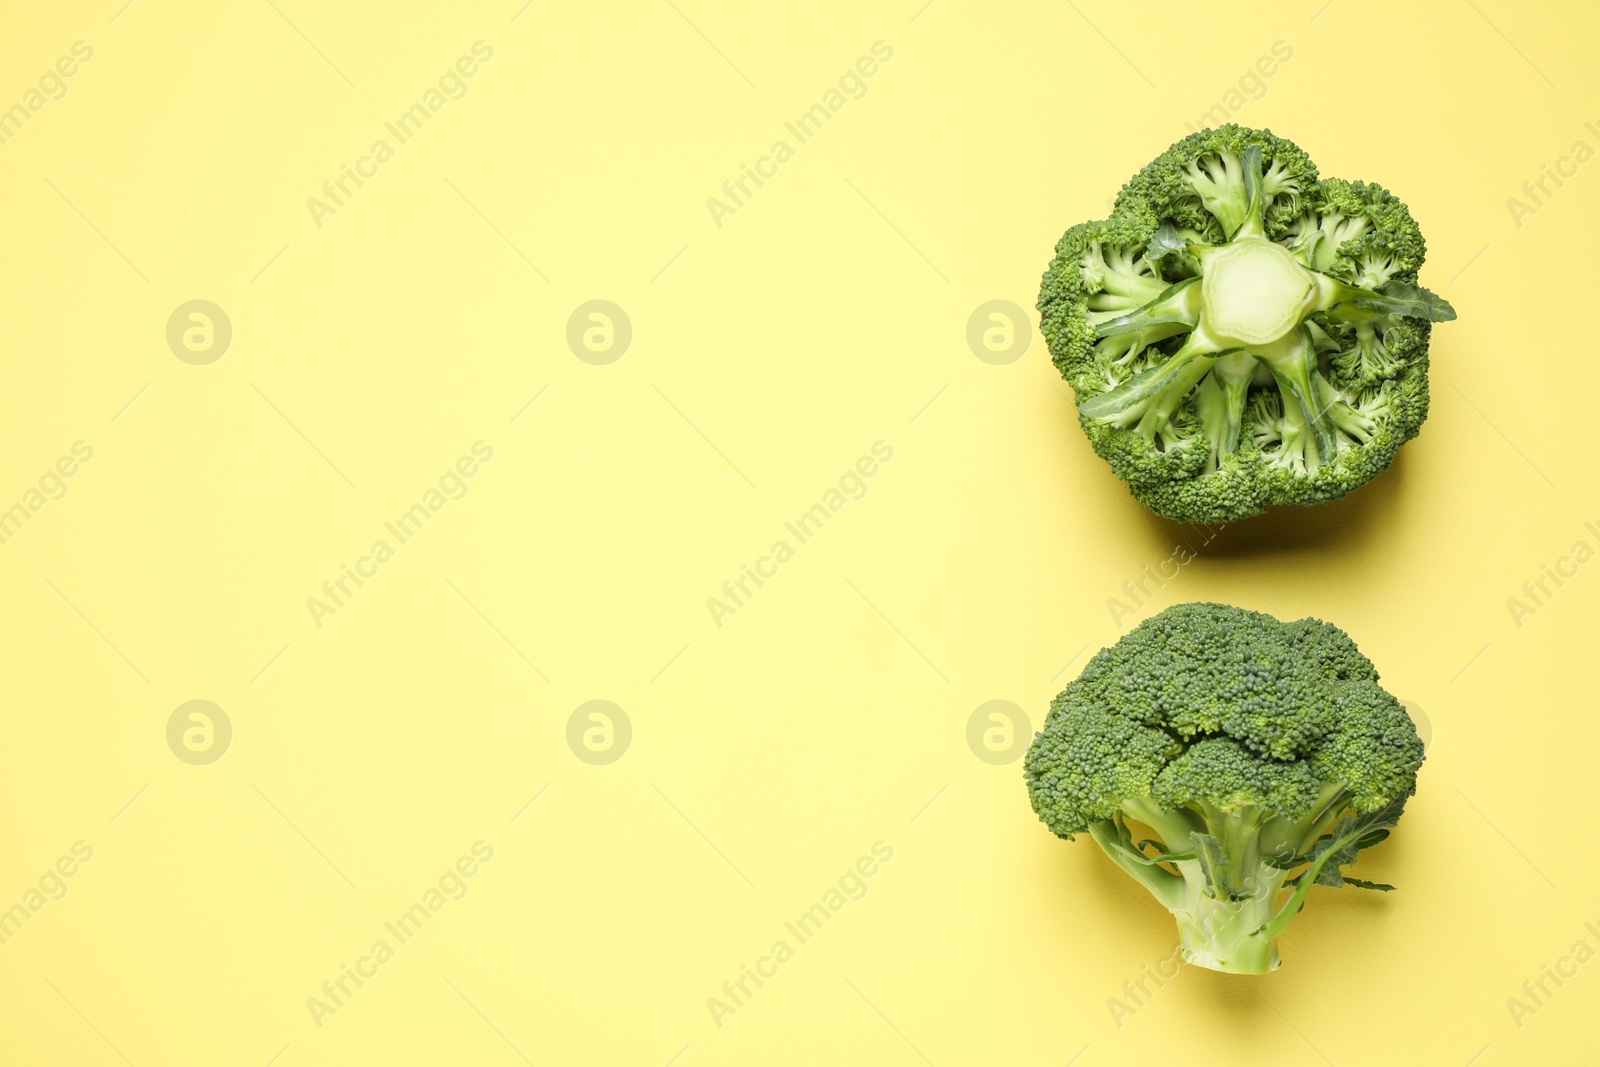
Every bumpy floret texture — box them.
[1025,602,1423,838]
[1037,126,1452,523]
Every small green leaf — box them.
[1351,281,1457,322]
[1342,877,1396,892]
[1354,827,1391,850]
[1144,223,1188,264]
[1292,795,1410,893]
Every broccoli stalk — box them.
[1079,328,1221,432]
[1095,320,1190,381]
[1253,329,1338,464]
[1086,788,1409,973]
[1172,879,1283,974]
[1269,388,1316,474]
[1088,277,1203,335]
[1193,351,1254,472]
[1025,603,1425,975]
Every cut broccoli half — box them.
[1037,126,1454,523]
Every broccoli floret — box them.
[1284,209,1369,273]
[1332,322,1404,385]
[1037,125,1455,524]
[1024,602,1425,974]
[1079,241,1167,310]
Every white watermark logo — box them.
[1506,919,1600,1030]
[306,442,494,628]
[706,441,893,629]
[706,42,894,229]
[1106,524,1222,629]
[1181,41,1293,135]
[306,42,494,229]
[705,841,893,1029]
[1505,520,1600,629]
[305,841,494,1029]
[1506,122,1600,230]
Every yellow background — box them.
[0,0,1592,1063]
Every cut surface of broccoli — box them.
[1037,126,1455,523]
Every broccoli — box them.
[1037,126,1455,523]
[1024,602,1424,974]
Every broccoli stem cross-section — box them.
[1198,238,1317,345]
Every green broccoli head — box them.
[1024,601,1424,974]
[1038,126,1454,524]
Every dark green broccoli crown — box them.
[1024,602,1424,837]
[1037,125,1452,524]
